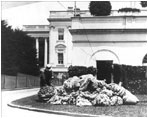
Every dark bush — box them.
[118,8,140,13]
[68,65,97,77]
[87,66,97,76]
[113,64,147,94]
[140,1,147,7]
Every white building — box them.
[23,8,147,72]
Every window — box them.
[58,53,64,64]
[58,28,64,40]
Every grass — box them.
[11,94,147,117]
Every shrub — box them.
[140,1,147,7]
[89,1,112,16]
[87,66,97,76]
[113,64,147,94]
[68,65,97,77]
[118,8,140,13]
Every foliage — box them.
[143,54,147,63]
[140,1,147,7]
[89,1,112,16]
[123,65,147,94]
[87,66,97,76]
[118,8,140,13]
[1,20,18,75]
[113,64,147,94]
[1,20,39,76]
[14,29,39,75]
[68,66,97,77]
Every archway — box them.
[88,49,120,83]
[89,49,120,67]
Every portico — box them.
[23,25,49,67]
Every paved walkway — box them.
[1,88,71,118]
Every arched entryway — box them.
[89,49,120,67]
[89,49,120,83]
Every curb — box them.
[8,102,109,117]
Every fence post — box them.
[15,76,17,88]
[34,78,35,87]
[3,75,5,89]
[26,76,27,87]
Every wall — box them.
[72,16,147,29]
[71,33,147,66]
[70,15,147,67]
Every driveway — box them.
[1,88,70,118]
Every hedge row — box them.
[118,8,140,13]
[68,66,97,77]
[120,65,147,94]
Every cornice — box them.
[73,40,147,43]
[69,29,147,34]
[47,18,71,22]
[24,31,49,33]
[71,15,147,19]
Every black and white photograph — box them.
[1,1,147,117]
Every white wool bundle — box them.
[123,90,139,105]
[79,77,91,91]
[76,96,92,106]
[93,94,111,106]
[79,74,94,80]
[63,76,80,90]
[107,83,126,97]
[100,88,113,97]
[110,96,123,106]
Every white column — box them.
[36,38,39,59]
[49,26,54,65]
[44,38,48,67]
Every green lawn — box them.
[11,94,147,117]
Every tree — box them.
[1,20,18,75]
[1,20,39,76]
[89,1,112,16]
[140,1,147,7]
[13,29,40,75]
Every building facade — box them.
[23,9,147,72]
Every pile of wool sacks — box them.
[38,74,139,106]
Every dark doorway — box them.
[96,60,113,84]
